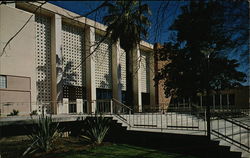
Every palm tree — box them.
[103,0,151,110]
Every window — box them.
[96,88,112,100]
[215,95,220,106]
[142,92,150,105]
[222,94,227,105]
[229,94,235,106]
[0,75,6,88]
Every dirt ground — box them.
[0,135,99,158]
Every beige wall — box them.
[0,76,31,115]
[7,75,30,91]
[0,90,31,115]
[0,5,37,112]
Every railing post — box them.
[110,99,113,114]
[93,100,96,114]
[129,109,131,128]
[204,107,207,135]
[161,111,163,132]
[86,100,90,114]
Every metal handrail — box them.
[214,111,250,129]
[112,98,133,111]
[211,130,250,151]
[230,117,250,128]
[226,118,250,129]
[211,113,250,153]
[110,99,133,127]
[92,99,111,102]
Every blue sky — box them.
[49,1,186,44]
[49,1,249,85]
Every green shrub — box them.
[30,110,38,116]
[81,114,111,145]
[8,109,19,116]
[23,114,59,156]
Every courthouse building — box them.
[1,2,247,116]
[0,2,158,115]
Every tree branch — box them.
[0,1,47,57]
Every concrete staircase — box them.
[211,134,249,158]
[211,117,250,158]
[110,113,249,158]
[107,118,243,158]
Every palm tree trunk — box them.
[125,49,134,110]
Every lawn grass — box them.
[56,144,197,158]
[0,136,31,158]
[0,136,197,158]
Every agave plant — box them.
[81,114,111,145]
[23,114,59,156]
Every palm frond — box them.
[103,0,151,53]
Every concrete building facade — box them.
[0,2,156,115]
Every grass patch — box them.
[0,136,197,158]
[59,144,197,158]
[0,136,31,158]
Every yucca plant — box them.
[81,114,111,145]
[23,114,59,156]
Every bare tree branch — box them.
[0,1,47,57]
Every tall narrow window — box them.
[0,75,7,88]
[229,94,235,106]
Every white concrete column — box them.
[112,41,122,102]
[132,45,142,112]
[85,26,96,114]
[227,94,229,109]
[189,98,191,108]
[76,99,83,113]
[213,95,215,110]
[220,94,222,109]
[51,14,62,114]
[58,98,68,114]
[61,98,69,113]
[149,51,156,107]
[200,96,203,108]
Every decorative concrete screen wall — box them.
[140,51,150,93]
[120,48,126,91]
[61,23,85,87]
[35,15,51,113]
[95,34,112,89]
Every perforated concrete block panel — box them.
[35,15,51,113]
[61,23,85,87]
[95,34,112,89]
[141,51,150,93]
[120,48,127,91]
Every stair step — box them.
[110,115,248,158]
